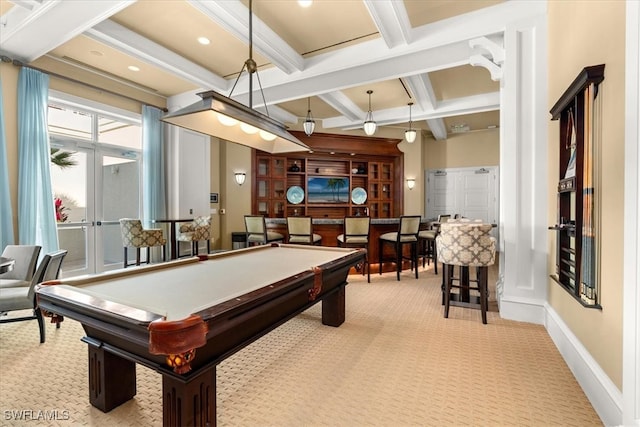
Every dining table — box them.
[0,256,15,274]
[152,218,193,260]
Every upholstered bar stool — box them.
[436,222,496,324]
[337,216,371,282]
[378,215,421,281]
[244,215,284,246]
[418,214,451,273]
[119,219,166,268]
[287,216,322,245]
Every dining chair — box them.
[244,215,284,246]
[418,214,451,273]
[119,219,166,268]
[0,245,42,288]
[378,215,422,281]
[337,216,371,282]
[286,216,322,245]
[437,222,495,324]
[0,249,67,343]
[176,215,212,257]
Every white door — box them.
[426,166,499,240]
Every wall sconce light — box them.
[235,172,246,186]
[406,178,416,190]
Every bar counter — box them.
[265,217,433,273]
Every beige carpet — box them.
[0,263,602,427]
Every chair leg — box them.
[444,264,452,318]
[478,266,488,324]
[146,247,151,264]
[395,243,401,281]
[206,240,210,254]
[433,243,438,275]
[412,242,418,279]
[36,308,45,343]
[162,245,166,262]
[378,240,383,275]
[123,247,128,268]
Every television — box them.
[307,176,349,203]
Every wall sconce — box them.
[235,172,246,186]
[406,178,416,190]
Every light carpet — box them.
[0,263,602,426]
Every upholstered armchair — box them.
[176,215,212,257]
[119,219,166,268]
[0,249,67,343]
[0,245,41,288]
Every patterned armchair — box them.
[176,215,212,257]
[436,222,496,324]
[119,219,166,268]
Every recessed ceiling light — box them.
[298,0,312,7]
[128,65,140,72]
[197,37,210,45]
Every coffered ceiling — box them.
[0,0,511,140]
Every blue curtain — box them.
[142,105,167,225]
[0,78,16,249]
[17,68,58,253]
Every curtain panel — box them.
[142,105,167,226]
[17,68,58,253]
[0,78,15,249]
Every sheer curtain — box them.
[0,79,15,249]
[17,68,58,253]
[142,105,167,225]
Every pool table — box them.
[36,243,365,427]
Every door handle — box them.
[96,221,102,226]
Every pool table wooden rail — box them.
[35,243,365,427]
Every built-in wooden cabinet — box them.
[549,64,604,308]
[252,132,403,219]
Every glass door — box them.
[50,141,141,276]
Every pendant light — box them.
[405,102,417,143]
[303,97,315,136]
[162,0,309,154]
[363,90,377,136]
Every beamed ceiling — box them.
[0,0,513,140]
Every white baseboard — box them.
[544,303,623,426]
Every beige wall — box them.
[423,128,500,170]
[547,0,625,388]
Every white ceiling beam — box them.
[188,0,304,74]
[403,74,447,139]
[86,20,229,92]
[363,0,412,48]
[0,0,132,62]
[318,92,363,122]
[323,91,500,130]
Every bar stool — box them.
[286,216,322,245]
[418,214,451,273]
[119,219,166,268]
[337,216,371,282]
[378,215,421,281]
[176,215,212,256]
[436,222,496,324]
[244,215,284,246]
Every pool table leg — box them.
[87,343,137,412]
[321,284,346,327]
[162,365,216,427]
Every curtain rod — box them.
[1,55,168,112]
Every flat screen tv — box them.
[307,176,349,203]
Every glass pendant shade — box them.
[405,129,417,143]
[363,90,376,136]
[303,97,315,136]
[405,102,416,143]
